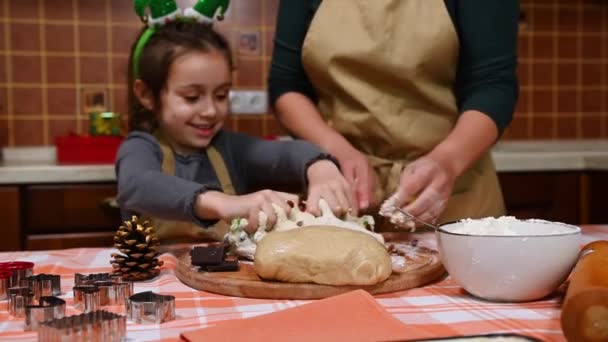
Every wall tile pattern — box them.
[0,0,606,146]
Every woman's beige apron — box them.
[147,137,233,243]
[301,0,505,225]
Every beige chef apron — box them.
[301,0,505,226]
[146,135,234,243]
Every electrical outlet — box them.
[229,90,267,115]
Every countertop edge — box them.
[4,141,608,184]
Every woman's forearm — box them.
[427,110,499,178]
[274,92,349,153]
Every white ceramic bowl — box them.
[436,219,581,302]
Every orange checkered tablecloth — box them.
[1,226,606,342]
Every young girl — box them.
[116,20,355,242]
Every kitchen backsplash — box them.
[0,0,605,146]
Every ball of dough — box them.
[254,226,392,286]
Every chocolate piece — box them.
[191,245,226,266]
[204,260,239,272]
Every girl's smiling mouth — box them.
[189,122,216,137]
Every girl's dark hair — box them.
[127,21,233,132]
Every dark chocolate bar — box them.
[191,245,225,266]
[204,260,239,272]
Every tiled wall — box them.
[505,0,608,139]
[0,0,606,146]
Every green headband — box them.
[132,0,230,79]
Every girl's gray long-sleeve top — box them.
[115,130,333,227]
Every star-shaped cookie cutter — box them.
[126,291,175,324]
[21,274,61,300]
[73,273,133,308]
[74,272,123,286]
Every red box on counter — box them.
[55,135,123,164]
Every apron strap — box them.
[154,131,236,195]
[158,140,176,175]
[151,132,234,243]
[205,146,236,196]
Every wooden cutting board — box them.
[175,233,445,299]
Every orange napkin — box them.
[180,290,423,342]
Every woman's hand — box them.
[195,190,299,234]
[305,159,355,217]
[326,142,376,213]
[391,155,457,224]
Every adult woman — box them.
[268,0,519,226]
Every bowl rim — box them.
[437,218,582,238]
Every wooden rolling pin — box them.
[561,240,608,342]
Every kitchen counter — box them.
[492,139,608,172]
[2,140,608,184]
[0,147,115,184]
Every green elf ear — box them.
[184,0,230,24]
[134,0,181,28]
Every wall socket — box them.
[229,90,267,115]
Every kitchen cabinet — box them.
[0,187,21,251]
[588,172,608,224]
[0,183,120,251]
[498,172,581,225]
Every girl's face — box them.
[158,50,231,154]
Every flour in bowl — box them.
[452,216,520,235]
[447,216,574,236]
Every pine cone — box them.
[110,216,163,281]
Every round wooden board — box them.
[175,234,446,299]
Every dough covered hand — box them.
[305,159,356,217]
[218,190,298,234]
[380,156,452,228]
[327,143,376,212]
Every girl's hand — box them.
[391,155,456,224]
[326,143,376,212]
[196,190,298,234]
[305,159,356,217]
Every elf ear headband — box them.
[132,0,230,78]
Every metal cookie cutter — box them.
[73,273,133,308]
[95,280,133,306]
[21,274,61,300]
[8,286,34,317]
[0,261,34,288]
[25,296,66,331]
[127,291,175,324]
[0,271,11,300]
[73,285,101,313]
[74,272,121,286]
[38,310,126,342]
